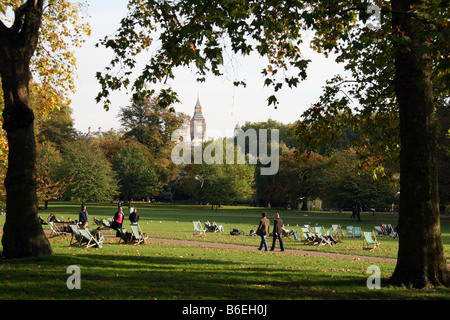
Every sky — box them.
[70,0,346,139]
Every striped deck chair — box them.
[300,226,316,244]
[313,226,333,246]
[327,224,343,242]
[79,228,102,248]
[118,227,129,244]
[49,221,67,239]
[363,231,380,251]
[345,226,354,238]
[193,220,206,236]
[353,226,362,238]
[130,224,147,245]
[69,223,83,247]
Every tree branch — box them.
[16,0,44,58]
[334,6,443,29]
[12,1,29,34]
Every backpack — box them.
[230,228,243,236]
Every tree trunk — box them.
[388,0,449,288]
[0,1,53,258]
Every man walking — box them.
[270,213,285,252]
[256,211,270,251]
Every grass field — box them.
[0,201,449,301]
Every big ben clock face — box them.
[196,125,203,133]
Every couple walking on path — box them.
[256,211,285,252]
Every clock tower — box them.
[190,96,206,146]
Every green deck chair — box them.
[79,228,101,248]
[193,220,206,236]
[363,231,380,250]
[327,224,343,242]
[345,226,354,238]
[300,227,316,244]
[313,226,333,246]
[314,226,324,235]
[374,226,385,236]
[69,223,84,247]
[385,224,394,235]
[118,227,129,244]
[130,224,147,245]
[353,226,362,238]
[49,221,67,239]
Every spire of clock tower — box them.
[190,95,206,146]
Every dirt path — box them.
[141,237,399,264]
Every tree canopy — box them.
[96,0,450,288]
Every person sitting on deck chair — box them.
[281,225,299,240]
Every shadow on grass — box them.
[1,246,449,300]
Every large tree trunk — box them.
[0,0,53,258]
[388,0,449,288]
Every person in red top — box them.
[111,206,125,237]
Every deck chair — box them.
[300,227,316,244]
[353,226,362,238]
[345,226,354,238]
[130,224,147,245]
[79,228,101,248]
[93,217,103,228]
[204,221,219,232]
[69,223,84,247]
[363,231,380,251]
[314,226,326,236]
[193,220,206,236]
[49,221,67,239]
[385,224,398,238]
[374,225,385,236]
[118,227,129,244]
[282,228,299,241]
[385,224,394,235]
[327,224,343,242]
[100,218,112,229]
[313,226,333,246]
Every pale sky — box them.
[70,0,346,139]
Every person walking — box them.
[270,213,285,252]
[256,211,270,251]
[356,204,361,221]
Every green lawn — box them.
[0,201,449,300]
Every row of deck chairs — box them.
[93,217,147,244]
[300,225,338,246]
[300,224,380,250]
[345,225,381,250]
